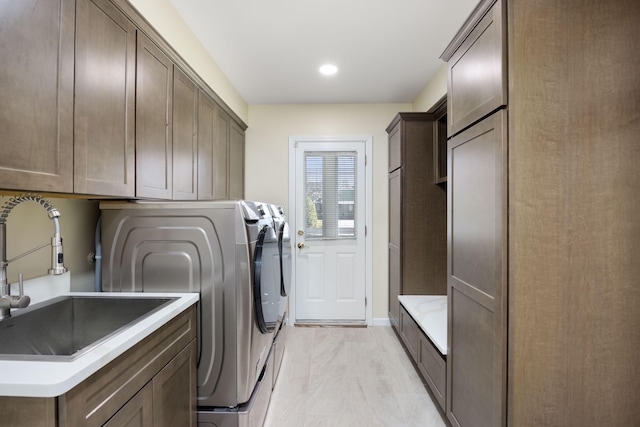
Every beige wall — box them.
[128,0,248,123]
[245,103,411,320]
[413,63,448,112]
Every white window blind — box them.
[304,151,357,239]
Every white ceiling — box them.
[169,0,478,105]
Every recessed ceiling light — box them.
[319,64,338,76]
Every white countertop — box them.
[0,292,199,398]
[398,295,447,355]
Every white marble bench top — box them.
[398,295,447,355]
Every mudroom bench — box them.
[396,295,447,411]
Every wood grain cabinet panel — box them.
[398,305,447,412]
[399,306,419,361]
[136,33,174,199]
[0,397,56,427]
[152,341,197,427]
[446,0,506,136]
[448,289,495,427]
[388,169,401,328]
[387,113,447,330]
[172,67,198,200]
[197,104,230,200]
[388,244,401,329]
[59,306,196,426]
[433,103,448,184]
[388,122,402,173]
[74,0,136,197]
[447,110,507,427]
[229,120,245,199]
[417,333,446,411]
[103,383,154,427]
[0,0,74,193]
[197,92,215,200]
[1,0,247,198]
[214,108,231,199]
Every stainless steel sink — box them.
[0,295,176,361]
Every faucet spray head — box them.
[47,206,67,274]
[49,233,67,275]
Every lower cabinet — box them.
[399,305,419,360]
[398,305,446,412]
[103,382,153,427]
[417,332,446,410]
[0,306,197,427]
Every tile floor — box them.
[264,325,447,427]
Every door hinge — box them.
[365,226,367,236]
[365,155,367,166]
[365,297,368,306]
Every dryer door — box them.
[278,221,292,297]
[253,223,280,333]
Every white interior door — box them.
[293,139,366,323]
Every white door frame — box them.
[288,135,373,326]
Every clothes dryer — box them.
[100,200,280,427]
[267,204,292,388]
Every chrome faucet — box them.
[0,194,68,320]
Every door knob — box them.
[297,243,305,249]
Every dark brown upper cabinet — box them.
[172,67,199,200]
[445,0,506,136]
[229,120,245,199]
[0,0,75,193]
[136,33,174,199]
[1,0,246,200]
[74,0,136,197]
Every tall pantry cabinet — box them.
[441,0,640,426]
[387,113,447,330]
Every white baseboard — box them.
[372,317,391,327]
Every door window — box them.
[303,151,357,239]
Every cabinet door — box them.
[214,108,230,199]
[74,0,136,196]
[103,383,153,427]
[388,121,402,172]
[0,397,56,427]
[388,168,402,328]
[417,334,446,411]
[197,93,228,200]
[399,306,419,361]
[0,0,74,193]
[136,33,173,199]
[228,120,245,199]
[434,111,448,184]
[447,111,507,427]
[197,92,214,199]
[152,341,197,427]
[447,0,506,136]
[172,67,198,200]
